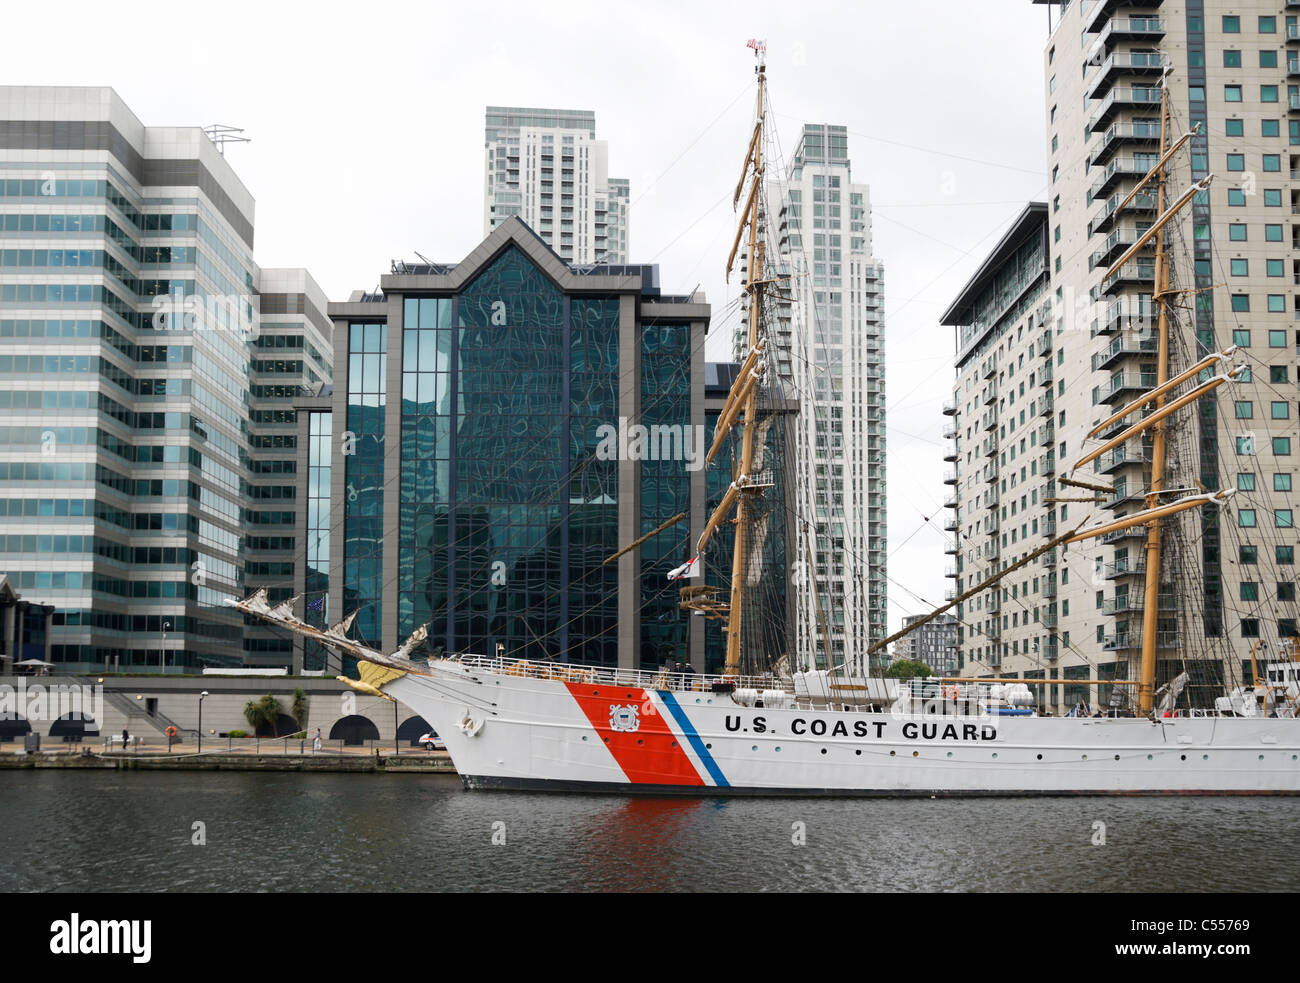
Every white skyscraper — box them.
[739,122,888,672]
[483,107,629,264]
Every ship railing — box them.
[446,653,790,695]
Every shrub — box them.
[227,729,248,738]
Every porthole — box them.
[946,752,953,759]
[1036,754,1043,760]
[706,743,712,750]
[593,690,600,696]
[820,748,828,755]
[854,749,861,756]
[912,751,919,758]
[671,741,678,748]
[1180,754,1186,761]
[636,739,644,746]
[581,735,588,742]
[1082,754,1088,760]
[775,746,782,752]
[1147,754,1153,761]
[752,745,758,752]
[1203,754,1209,761]
[1259,754,1265,760]
[992,752,998,759]
[889,750,896,757]
[1114,754,1120,761]
[603,737,610,744]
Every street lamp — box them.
[198,691,208,753]
[161,621,172,673]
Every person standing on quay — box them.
[312,727,322,752]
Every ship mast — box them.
[725,41,767,676]
[1136,82,1173,716]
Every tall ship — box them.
[239,44,1300,794]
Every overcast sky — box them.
[5,0,1053,636]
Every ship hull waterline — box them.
[386,660,1300,796]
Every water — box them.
[1,770,1295,892]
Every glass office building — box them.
[315,218,713,669]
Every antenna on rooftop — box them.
[203,124,251,156]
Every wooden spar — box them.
[1072,371,1238,471]
[1138,85,1172,717]
[1113,124,1198,215]
[1059,475,1115,494]
[869,489,1234,658]
[706,366,761,465]
[724,48,766,676]
[725,178,759,282]
[698,479,744,556]
[1103,177,1209,281]
[734,121,761,207]
[713,339,767,431]
[603,512,687,565]
[1085,348,1235,439]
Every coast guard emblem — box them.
[609,704,640,733]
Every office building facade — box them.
[0,86,330,673]
[946,0,1300,710]
[483,107,629,265]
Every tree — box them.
[243,694,284,734]
[885,659,933,680]
[290,688,309,730]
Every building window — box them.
[1273,402,1290,420]
[1231,294,1250,312]
[1264,189,1282,206]
[1225,49,1243,67]
[1274,436,1292,455]
[1269,329,1286,347]
[1263,154,1281,171]
[1260,15,1277,32]
[1233,328,1251,346]
[1278,510,1294,528]
[1261,50,1279,69]
[1228,188,1246,205]
[1242,582,1260,601]
[1236,401,1254,419]
[1267,259,1285,277]
[1225,85,1243,102]
[1268,295,1286,312]
[1265,224,1283,241]
[1240,509,1258,527]
[1262,118,1280,136]
[1224,15,1241,32]
[1229,224,1248,241]
[1275,473,1292,491]
[1262,85,1280,104]
[1242,619,1261,638]
[1231,258,1249,276]
[1271,366,1289,384]
[1226,118,1244,136]
[1239,473,1257,491]
[1241,544,1258,563]
[1279,546,1295,565]
[1227,153,1245,171]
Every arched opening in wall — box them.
[0,712,31,743]
[396,715,434,746]
[329,714,380,746]
[255,713,302,738]
[49,713,99,742]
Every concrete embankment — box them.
[0,749,457,774]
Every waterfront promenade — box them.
[0,739,456,773]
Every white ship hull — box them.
[388,659,1300,795]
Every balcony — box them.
[1038,391,1055,417]
[1101,523,1149,545]
[984,467,999,485]
[1103,591,1175,616]
[1089,85,1163,130]
[1105,478,1144,508]
[1097,442,1152,474]
[1290,91,1300,112]
[1093,371,1156,406]
[982,411,997,432]
[1039,422,1055,446]
[1042,549,1057,569]
[942,423,958,441]
[944,587,957,603]
[1102,260,1156,294]
[1042,516,1057,537]
[942,397,958,416]
[1092,332,1156,371]
[1043,578,1058,599]
[1104,631,1183,651]
[945,565,958,579]
[1103,556,1144,579]
[1289,22,1300,42]
[1089,157,1149,201]
[1095,16,1166,53]
[1038,329,1053,355]
[987,593,1001,614]
[944,515,959,533]
[1041,610,1059,630]
[1087,51,1168,102]
[944,442,959,463]
[1084,0,1165,34]
[982,357,997,380]
[983,436,998,458]
[1090,226,1149,270]
[1096,295,1153,335]
[944,537,960,556]
[1089,188,1158,236]
[1290,53,1300,77]
[943,469,958,485]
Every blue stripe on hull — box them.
[656,689,730,787]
